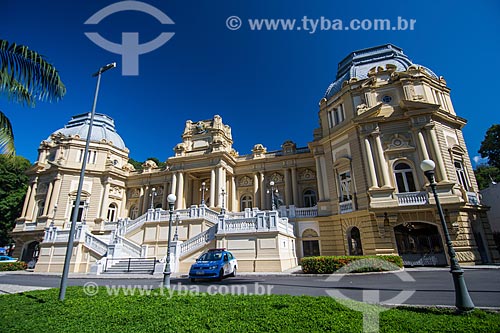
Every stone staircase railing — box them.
[396,191,428,206]
[180,224,218,257]
[84,233,108,256]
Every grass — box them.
[0,287,499,332]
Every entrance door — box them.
[394,223,447,266]
[302,240,320,257]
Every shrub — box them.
[0,261,27,271]
[301,255,403,274]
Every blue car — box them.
[189,249,238,282]
[0,255,17,263]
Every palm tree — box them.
[0,39,66,155]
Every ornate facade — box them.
[11,44,499,273]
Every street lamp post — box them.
[200,181,207,206]
[420,159,475,312]
[163,193,177,288]
[59,62,116,301]
[220,188,226,214]
[173,212,180,241]
[268,181,278,210]
[150,187,157,210]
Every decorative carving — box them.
[110,186,123,198]
[252,144,267,158]
[122,163,136,172]
[239,176,253,187]
[269,172,284,183]
[386,134,413,151]
[130,188,140,198]
[300,169,316,181]
[282,140,296,155]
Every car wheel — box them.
[230,267,237,277]
[217,268,224,281]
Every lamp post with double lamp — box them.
[163,194,177,288]
[220,188,226,214]
[268,181,278,210]
[200,181,207,206]
[420,159,475,312]
[150,187,157,210]
[59,62,116,301]
[173,212,180,241]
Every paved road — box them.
[0,268,499,308]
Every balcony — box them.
[395,191,428,206]
[339,200,354,214]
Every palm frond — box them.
[0,39,66,106]
[0,111,15,156]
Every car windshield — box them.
[198,252,223,261]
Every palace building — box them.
[11,44,499,273]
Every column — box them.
[210,169,216,207]
[162,181,169,208]
[291,167,299,205]
[320,156,329,200]
[176,172,184,209]
[141,185,149,213]
[138,187,145,215]
[284,169,292,205]
[364,137,379,188]
[216,167,223,207]
[101,180,111,219]
[374,134,391,187]
[171,173,177,197]
[417,130,430,160]
[25,180,38,220]
[42,181,54,216]
[259,172,265,210]
[253,173,260,208]
[231,175,237,211]
[21,182,33,217]
[314,157,325,201]
[429,128,449,182]
[47,176,61,217]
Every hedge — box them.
[301,255,403,274]
[0,261,27,271]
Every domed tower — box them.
[13,113,131,266]
[310,44,499,265]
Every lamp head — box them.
[202,182,206,186]
[420,159,436,172]
[167,193,176,204]
[270,181,275,186]
[152,187,156,192]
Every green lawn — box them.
[0,287,499,332]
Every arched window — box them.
[129,205,139,220]
[394,162,416,193]
[303,190,317,207]
[454,160,470,190]
[107,203,117,222]
[240,195,253,211]
[347,227,363,255]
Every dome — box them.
[48,113,127,150]
[324,44,438,99]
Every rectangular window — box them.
[70,200,85,222]
[454,160,469,190]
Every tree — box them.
[0,39,66,155]
[0,154,30,245]
[479,124,500,169]
[474,165,500,190]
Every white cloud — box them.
[472,156,489,166]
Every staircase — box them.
[103,257,157,274]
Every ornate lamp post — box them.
[420,159,475,312]
[267,181,278,210]
[220,188,226,214]
[163,193,176,288]
[200,181,207,205]
[59,62,116,301]
[173,212,181,241]
[150,187,157,210]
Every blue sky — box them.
[2,0,499,164]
